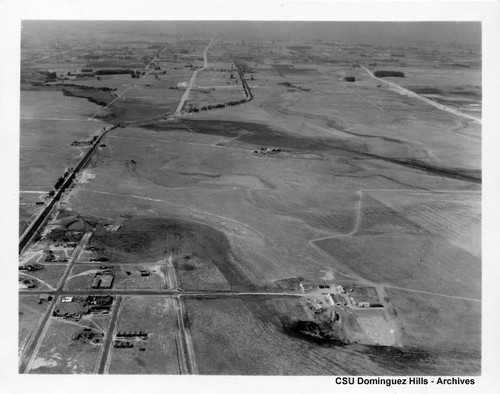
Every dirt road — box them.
[361,65,481,124]
[174,39,214,116]
[96,296,123,374]
[172,296,198,374]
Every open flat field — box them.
[313,189,480,300]
[19,21,482,375]
[19,90,112,233]
[315,234,479,299]
[28,314,110,374]
[19,295,51,356]
[186,296,350,375]
[106,296,180,374]
[387,287,480,354]
[367,190,481,257]
[19,264,67,290]
[185,296,474,375]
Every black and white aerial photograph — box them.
[2,0,500,392]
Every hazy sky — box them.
[22,21,481,49]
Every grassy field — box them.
[20,90,106,120]
[387,287,481,352]
[386,288,480,374]
[107,296,180,374]
[185,296,469,375]
[19,90,111,231]
[28,316,109,374]
[314,189,480,300]
[19,204,44,236]
[186,297,343,375]
[175,256,230,291]
[19,295,51,356]
[368,190,481,257]
[20,264,67,289]
[315,234,480,299]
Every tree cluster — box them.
[374,70,405,78]
[95,69,135,75]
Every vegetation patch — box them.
[374,70,405,78]
[61,84,117,107]
[282,320,347,346]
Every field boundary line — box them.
[361,65,482,124]
[339,82,385,112]
[87,86,134,120]
[309,188,480,244]
[21,117,97,121]
[385,285,481,302]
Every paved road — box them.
[20,289,304,297]
[361,65,482,124]
[174,39,214,116]
[87,86,134,120]
[384,285,481,302]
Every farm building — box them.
[87,295,114,306]
[331,293,345,306]
[91,277,101,289]
[91,274,114,289]
[341,294,352,306]
[100,275,114,289]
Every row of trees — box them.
[188,97,250,113]
[374,70,405,78]
[95,69,135,75]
